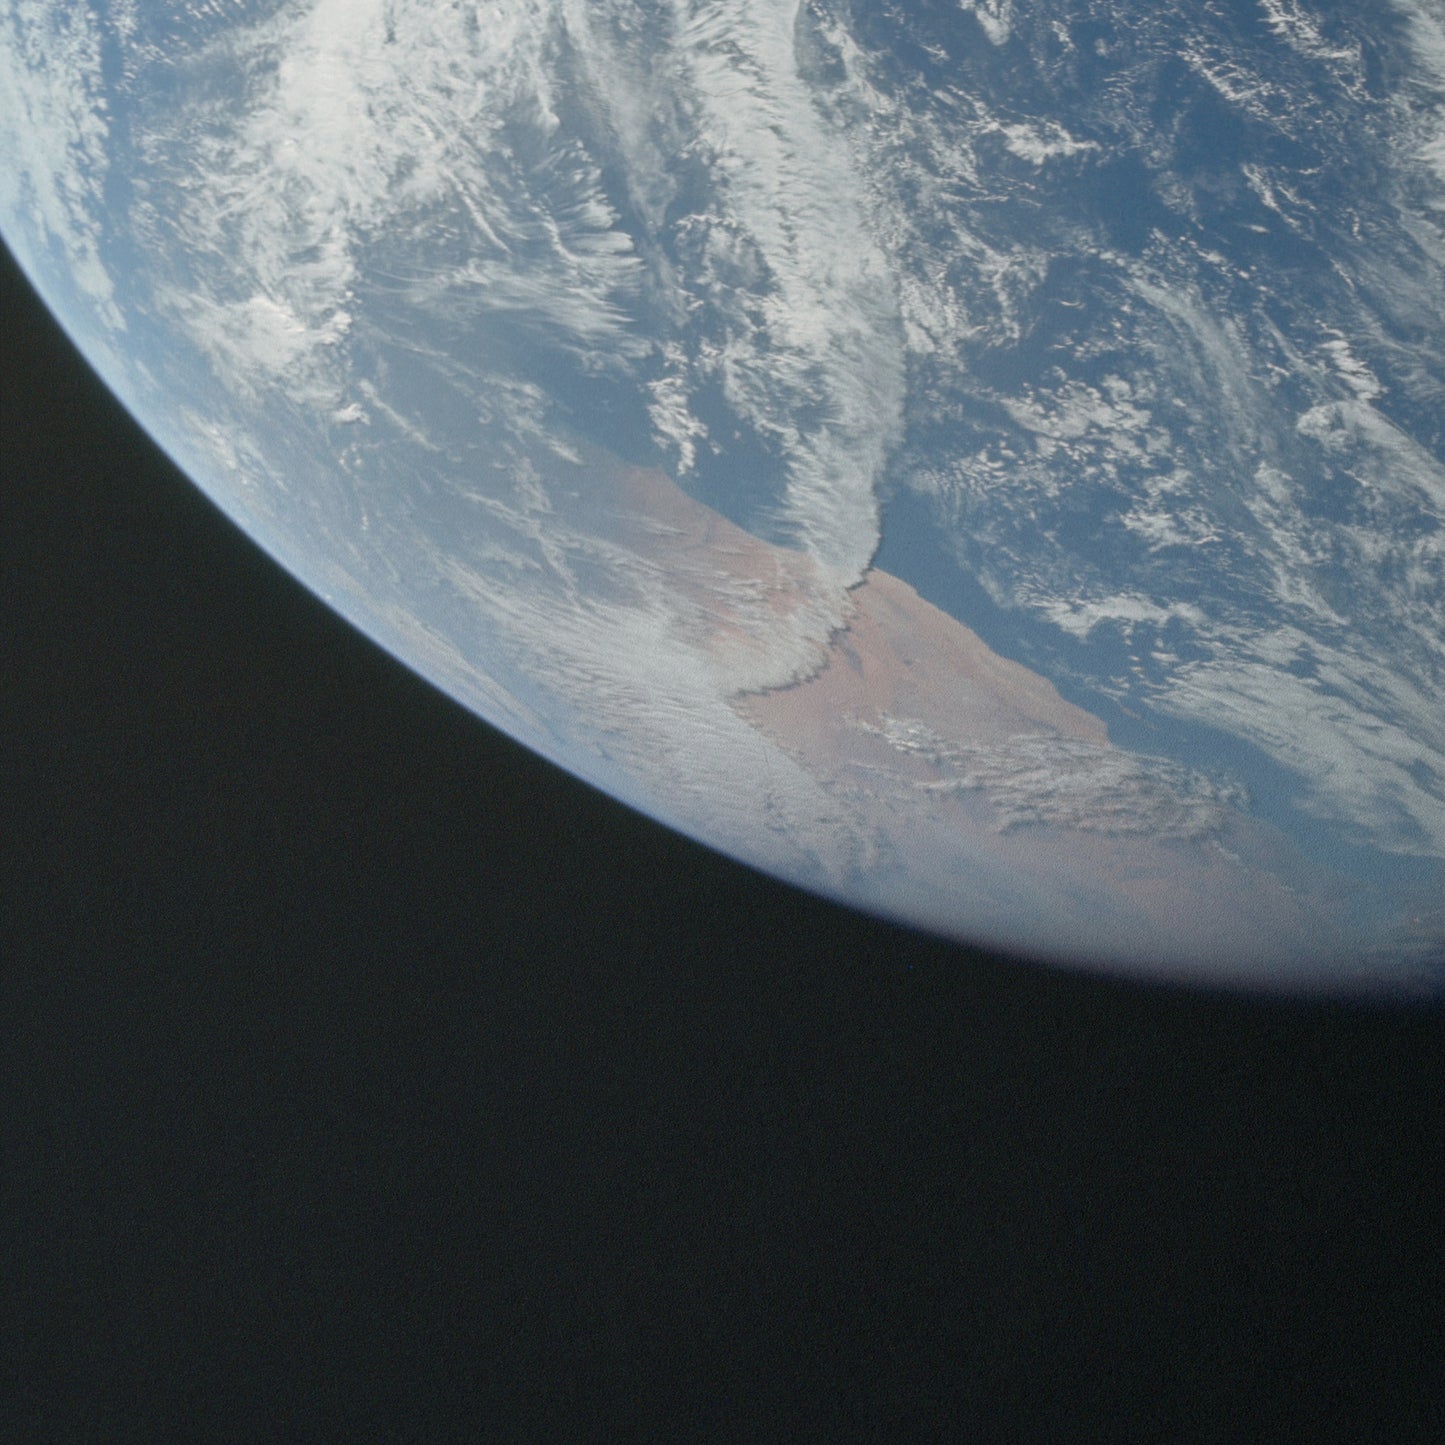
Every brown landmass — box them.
[738,565,1348,975]
[738,563,1107,748]
[577,457,1357,979]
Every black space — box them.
[4,239,1444,1441]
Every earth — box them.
[4,0,1444,992]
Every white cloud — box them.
[146,0,641,407]
[1258,0,1361,68]
[133,0,905,604]
[959,1,1014,48]
[999,121,1098,166]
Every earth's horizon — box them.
[4,0,1444,992]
